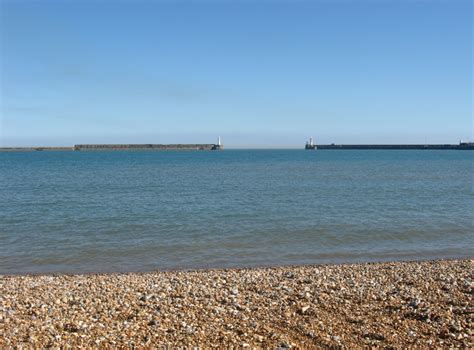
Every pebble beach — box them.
[1,259,472,348]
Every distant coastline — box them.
[0,142,473,151]
[0,143,222,151]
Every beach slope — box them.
[1,259,472,348]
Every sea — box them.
[0,150,472,275]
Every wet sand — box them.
[1,259,472,348]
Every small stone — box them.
[300,305,310,314]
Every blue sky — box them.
[0,0,472,147]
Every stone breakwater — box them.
[0,144,220,151]
[1,260,472,348]
[73,144,218,151]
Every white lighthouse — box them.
[305,136,317,150]
[212,136,223,150]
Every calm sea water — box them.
[0,150,472,274]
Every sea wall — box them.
[0,144,221,151]
[74,144,217,151]
[317,144,474,150]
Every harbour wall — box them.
[317,144,474,150]
[73,144,218,151]
[0,144,220,152]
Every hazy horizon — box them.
[1,0,472,147]
[0,133,472,149]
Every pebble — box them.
[0,259,472,348]
[300,305,310,314]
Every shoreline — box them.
[2,256,472,277]
[1,259,472,348]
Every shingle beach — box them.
[1,259,472,348]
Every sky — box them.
[0,0,472,148]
